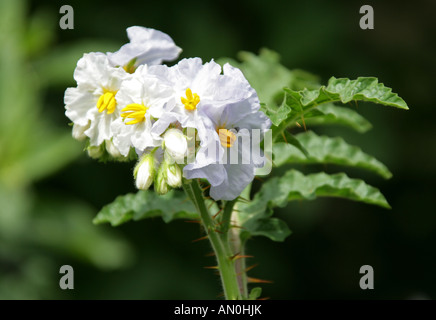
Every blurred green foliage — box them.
[0,0,435,299]
[0,0,133,299]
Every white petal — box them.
[74,53,127,90]
[105,139,122,158]
[183,163,226,186]
[136,157,154,190]
[85,112,117,146]
[209,164,255,201]
[163,129,187,162]
[72,122,90,141]
[64,87,96,126]
[107,26,182,67]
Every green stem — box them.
[221,199,236,242]
[233,184,252,298]
[182,179,241,300]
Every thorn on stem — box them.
[254,176,264,182]
[301,114,307,131]
[247,277,273,284]
[244,263,259,273]
[281,131,288,143]
[192,235,209,243]
[213,228,224,234]
[237,263,259,276]
[213,208,223,219]
[184,220,201,224]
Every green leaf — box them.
[234,186,291,242]
[93,190,199,227]
[273,131,392,179]
[242,216,291,242]
[275,77,408,140]
[243,170,390,225]
[274,130,309,158]
[248,287,262,300]
[297,103,373,133]
[298,77,408,109]
[325,77,408,108]
[261,100,292,127]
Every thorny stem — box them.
[232,184,252,298]
[182,179,241,300]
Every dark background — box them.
[1,0,434,299]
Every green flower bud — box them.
[154,160,170,195]
[87,144,104,159]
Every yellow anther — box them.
[217,128,237,148]
[96,91,117,114]
[121,103,149,125]
[181,88,200,111]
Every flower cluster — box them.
[64,26,271,200]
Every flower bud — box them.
[105,139,122,158]
[154,162,170,195]
[166,162,182,188]
[163,128,187,163]
[72,123,89,141]
[134,152,156,190]
[87,144,104,159]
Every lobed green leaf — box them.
[273,131,392,179]
[93,190,198,227]
[294,103,373,133]
[239,170,390,242]
[270,76,408,134]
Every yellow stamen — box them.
[217,128,237,148]
[121,103,149,125]
[181,88,200,111]
[96,91,117,114]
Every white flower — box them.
[134,152,156,190]
[149,58,223,134]
[183,64,271,201]
[163,128,187,163]
[107,26,182,71]
[110,65,175,156]
[150,58,261,143]
[64,53,129,147]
